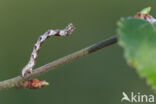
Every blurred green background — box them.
[0,0,155,104]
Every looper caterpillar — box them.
[21,24,75,77]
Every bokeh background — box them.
[0,0,155,104]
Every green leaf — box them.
[118,17,156,89]
[140,7,151,14]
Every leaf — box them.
[118,17,156,89]
[140,7,151,14]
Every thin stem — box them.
[0,35,118,90]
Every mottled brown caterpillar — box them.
[21,24,75,77]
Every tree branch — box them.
[0,35,118,90]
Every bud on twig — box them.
[20,79,49,89]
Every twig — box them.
[0,35,118,90]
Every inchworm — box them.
[21,24,75,77]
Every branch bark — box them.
[0,35,118,90]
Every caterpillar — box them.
[21,24,75,77]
